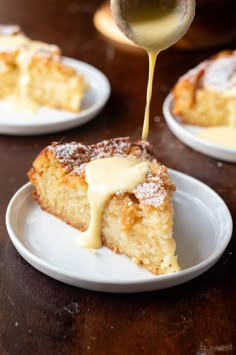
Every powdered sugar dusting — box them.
[134,164,174,208]
[177,51,236,92]
[0,31,60,57]
[49,141,90,173]
[48,137,174,208]
[134,182,167,208]
[203,56,236,92]
[0,25,22,36]
[50,137,155,174]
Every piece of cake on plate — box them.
[28,137,180,276]
[172,50,236,127]
[0,25,86,112]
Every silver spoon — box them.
[110,0,195,52]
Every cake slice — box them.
[0,25,86,112]
[28,137,180,275]
[172,50,236,127]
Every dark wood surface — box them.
[0,1,235,354]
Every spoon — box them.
[110,0,196,52]
[110,0,195,140]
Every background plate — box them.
[6,169,232,293]
[0,57,110,135]
[163,94,236,162]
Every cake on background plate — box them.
[172,50,236,127]
[28,137,180,276]
[0,25,86,112]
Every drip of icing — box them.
[111,0,195,140]
[78,156,149,249]
[142,52,157,140]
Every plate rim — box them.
[0,57,111,135]
[5,169,233,292]
[163,93,236,161]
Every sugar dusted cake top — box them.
[0,24,22,36]
[48,137,175,209]
[179,50,236,94]
[0,24,60,58]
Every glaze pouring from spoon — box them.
[111,0,195,140]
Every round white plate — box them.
[0,57,110,135]
[163,94,236,162]
[6,169,232,293]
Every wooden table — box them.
[0,1,235,354]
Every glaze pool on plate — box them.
[6,170,232,293]
[163,94,236,163]
[0,57,111,135]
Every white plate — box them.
[0,57,110,135]
[6,169,232,293]
[163,94,236,162]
